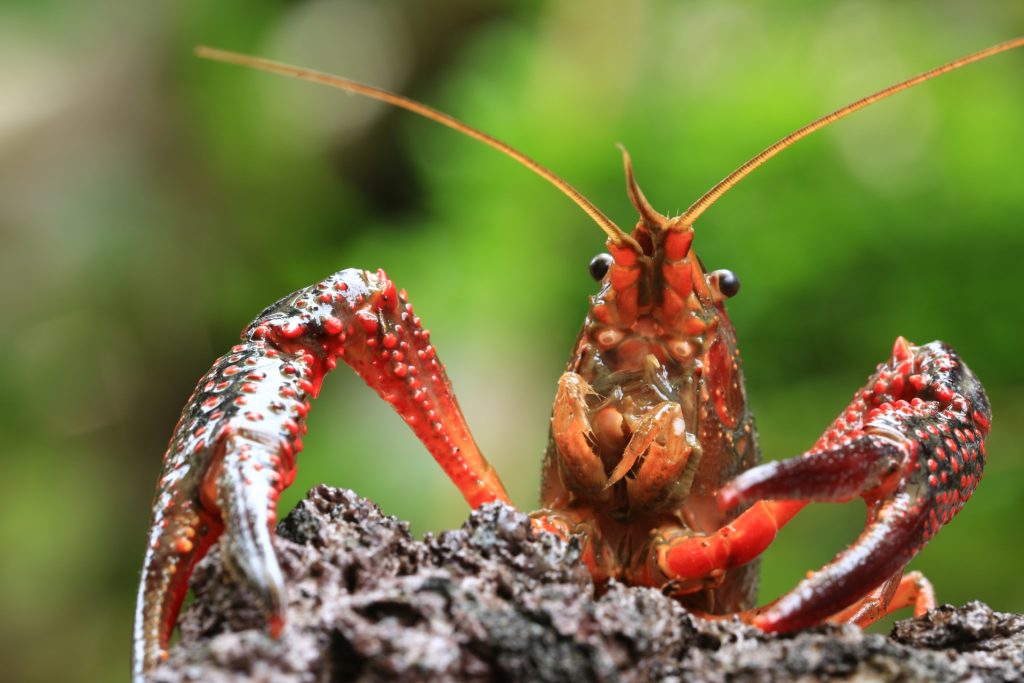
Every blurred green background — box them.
[1,1,1022,681]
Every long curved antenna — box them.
[195,46,640,250]
[678,37,1024,226]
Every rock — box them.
[150,486,1024,682]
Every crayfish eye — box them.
[712,269,740,298]
[589,253,613,281]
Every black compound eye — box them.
[713,269,740,298]
[589,253,613,281]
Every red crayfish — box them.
[132,37,1022,680]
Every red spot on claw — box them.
[279,322,305,339]
[356,311,378,333]
[323,316,343,334]
[379,278,399,312]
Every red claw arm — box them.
[655,338,990,631]
[133,268,510,680]
[654,500,805,588]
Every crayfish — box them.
[132,37,1022,680]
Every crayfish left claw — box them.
[711,434,914,630]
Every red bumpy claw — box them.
[663,336,991,631]
[132,268,509,679]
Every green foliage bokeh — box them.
[1,1,1022,681]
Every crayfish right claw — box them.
[753,492,926,631]
[215,433,289,636]
[718,434,906,512]
[733,340,991,631]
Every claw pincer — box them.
[133,331,305,675]
[718,338,991,630]
[133,268,508,677]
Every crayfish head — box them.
[552,151,758,528]
[561,160,757,526]
[578,151,742,379]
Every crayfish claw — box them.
[133,498,223,679]
[753,492,925,632]
[216,434,289,634]
[718,435,905,512]
[732,340,990,632]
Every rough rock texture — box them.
[151,486,1024,682]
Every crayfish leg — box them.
[826,570,936,628]
[530,507,617,585]
[550,372,609,499]
[650,500,805,591]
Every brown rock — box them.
[150,486,1024,682]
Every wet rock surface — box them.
[151,486,1024,682]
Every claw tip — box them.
[893,336,912,362]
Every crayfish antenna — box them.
[194,46,642,251]
[678,36,1024,226]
